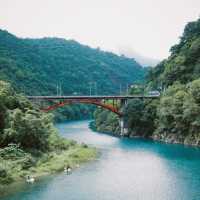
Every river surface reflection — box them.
[2,120,200,200]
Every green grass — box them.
[34,146,97,176]
[0,144,97,186]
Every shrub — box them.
[0,144,26,159]
[21,155,37,170]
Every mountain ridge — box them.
[0,29,146,95]
[0,29,147,120]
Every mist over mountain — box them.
[117,46,160,67]
[0,29,147,96]
[0,29,147,120]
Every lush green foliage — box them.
[0,29,146,120]
[0,141,96,187]
[155,80,200,144]
[93,109,119,134]
[145,18,200,144]
[53,105,95,122]
[147,18,200,89]
[0,81,97,186]
[0,81,57,150]
[124,99,158,137]
[127,18,200,144]
[94,18,200,146]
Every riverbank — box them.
[0,142,97,196]
[0,81,98,196]
[2,120,200,200]
[151,132,200,147]
[91,119,200,147]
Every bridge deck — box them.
[27,95,159,100]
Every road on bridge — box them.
[27,95,160,117]
[27,95,159,100]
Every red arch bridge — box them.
[27,95,159,116]
[27,95,159,135]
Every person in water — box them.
[64,165,72,173]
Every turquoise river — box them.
[2,120,200,200]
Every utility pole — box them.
[56,84,59,96]
[120,84,122,95]
[89,82,92,96]
[94,82,97,95]
[126,84,129,95]
[59,82,62,96]
[56,82,62,96]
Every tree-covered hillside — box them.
[0,29,146,121]
[0,81,96,186]
[94,18,200,147]
[148,18,200,89]
[0,30,146,96]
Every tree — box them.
[0,81,58,151]
[124,99,157,137]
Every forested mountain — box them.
[0,30,146,96]
[148,18,200,89]
[94,18,200,147]
[0,29,147,120]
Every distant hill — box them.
[0,30,147,96]
[94,18,200,147]
[0,29,147,120]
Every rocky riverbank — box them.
[92,118,200,147]
[151,132,200,147]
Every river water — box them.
[2,120,200,200]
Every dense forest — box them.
[94,18,200,146]
[0,81,96,186]
[148,18,200,88]
[0,30,147,121]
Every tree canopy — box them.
[94,17,200,146]
[148,18,200,89]
[0,81,58,151]
[0,29,147,120]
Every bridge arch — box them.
[41,99,122,116]
[27,95,159,117]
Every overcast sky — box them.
[0,0,200,59]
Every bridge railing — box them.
[27,95,160,100]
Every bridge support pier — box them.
[120,99,128,107]
[119,99,128,136]
[119,117,128,136]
